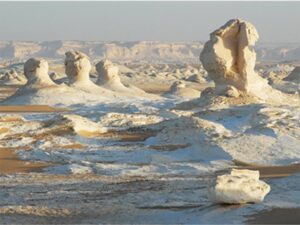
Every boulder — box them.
[208,169,270,204]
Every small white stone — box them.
[208,169,270,204]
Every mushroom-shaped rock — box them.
[200,19,275,100]
[96,59,121,86]
[24,58,56,88]
[96,59,145,94]
[208,169,270,204]
[65,51,93,85]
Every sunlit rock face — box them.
[95,59,121,86]
[64,51,92,85]
[208,169,271,204]
[200,19,272,99]
[24,58,56,88]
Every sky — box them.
[0,2,299,43]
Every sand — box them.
[0,148,51,174]
[234,160,300,178]
[247,208,300,224]
[0,105,68,113]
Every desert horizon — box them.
[0,1,300,225]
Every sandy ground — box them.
[235,160,300,178]
[0,105,67,113]
[0,148,51,174]
[247,208,300,224]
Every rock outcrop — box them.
[200,19,276,100]
[23,58,56,88]
[208,169,270,204]
[164,81,200,99]
[96,59,145,94]
[0,69,27,85]
[96,59,122,87]
[65,51,93,86]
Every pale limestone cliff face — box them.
[200,19,273,100]
[64,51,92,85]
[24,58,56,88]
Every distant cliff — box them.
[0,41,300,63]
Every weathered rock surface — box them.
[23,58,56,88]
[208,169,271,204]
[164,81,200,98]
[96,59,146,94]
[64,51,93,85]
[200,19,278,100]
[0,69,27,85]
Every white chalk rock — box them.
[96,59,146,94]
[208,169,270,204]
[164,81,201,99]
[200,19,278,100]
[65,51,94,85]
[0,69,27,85]
[24,58,56,88]
[61,114,107,135]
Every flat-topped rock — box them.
[208,169,270,204]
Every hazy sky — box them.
[0,2,299,43]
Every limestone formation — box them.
[24,58,56,88]
[208,169,270,204]
[96,59,121,86]
[164,81,201,98]
[200,19,273,100]
[0,69,27,85]
[65,51,93,85]
[95,59,145,94]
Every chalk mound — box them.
[44,114,108,137]
[200,19,282,101]
[185,74,207,84]
[95,59,146,94]
[0,69,27,85]
[65,51,94,86]
[23,58,57,89]
[164,81,200,99]
[208,169,270,204]
[284,66,300,82]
